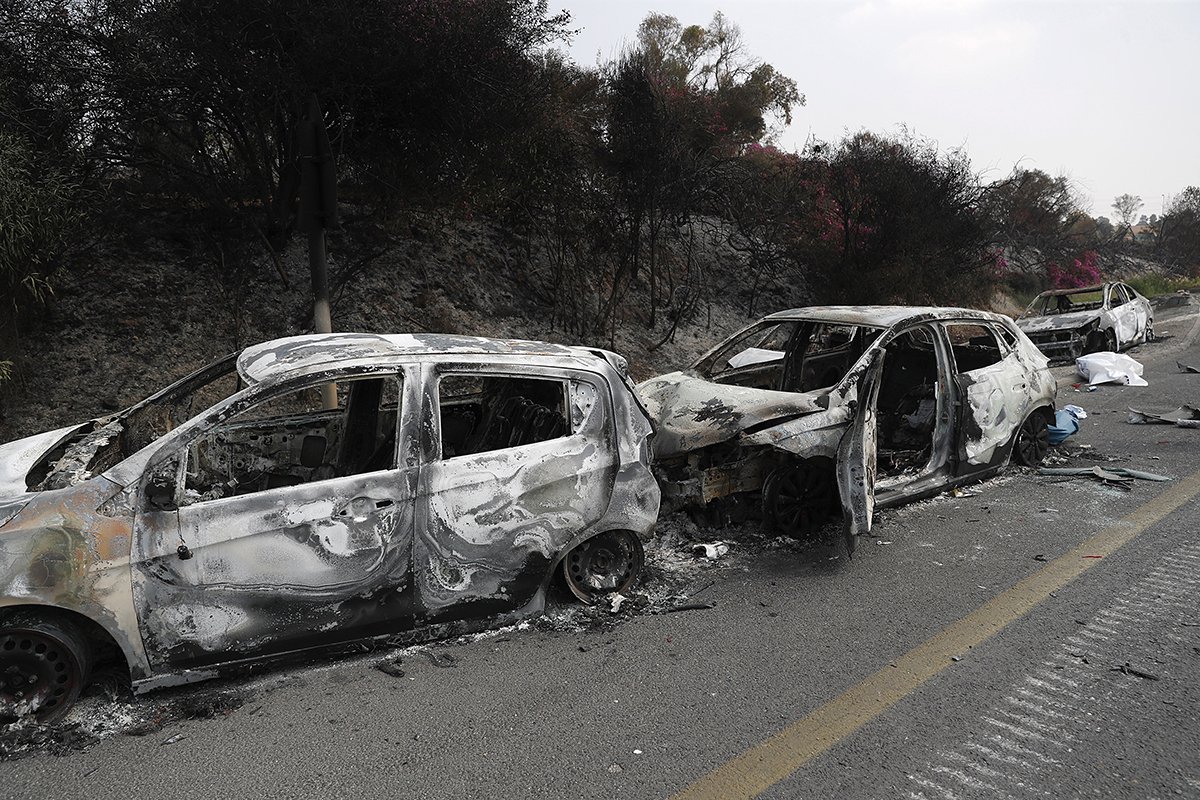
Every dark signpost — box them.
[294,96,339,408]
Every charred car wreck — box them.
[0,334,659,722]
[638,307,1057,548]
[1017,282,1153,360]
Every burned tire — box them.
[1084,331,1106,354]
[1012,410,1050,467]
[1104,329,1118,352]
[562,531,644,604]
[762,460,838,539]
[0,614,92,725]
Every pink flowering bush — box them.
[1047,250,1101,288]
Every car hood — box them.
[1017,310,1102,333]
[0,423,92,498]
[636,371,823,459]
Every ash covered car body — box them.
[639,306,1056,546]
[0,333,658,722]
[1016,282,1153,360]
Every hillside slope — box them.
[0,214,804,441]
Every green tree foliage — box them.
[983,168,1086,257]
[1112,193,1144,235]
[809,131,992,305]
[0,130,86,316]
[1,0,571,250]
[1161,187,1200,271]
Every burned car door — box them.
[943,322,1024,471]
[1108,283,1144,345]
[132,371,419,670]
[415,366,615,623]
[836,350,884,552]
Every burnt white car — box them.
[0,334,659,722]
[639,307,1056,549]
[1017,282,1153,360]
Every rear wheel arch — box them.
[554,529,645,604]
[0,604,132,680]
[0,605,120,723]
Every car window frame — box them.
[135,365,410,509]
[429,364,606,463]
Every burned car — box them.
[639,307,1056,548]
[1017,282,1153,360]
[0,333,659,723]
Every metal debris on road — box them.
[1177,361,1200,374]
[1110,663,1160,681]
[1127,405,1200,428]
[1037,466,1172,485]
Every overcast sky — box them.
[558,0,1198,217]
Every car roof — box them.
[236,333,599,385]
[1036,284,1109,297]
[761,305,1008,328]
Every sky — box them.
[557,0,1199,218]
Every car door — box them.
[414,364,617,623]
[1107,284,1140,346]
[131,369,420,671]
[836,349,884,554]
[943,321,1025,471]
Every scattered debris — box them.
[1076,352,1147,386]
[691,542,730,560]
[1038,466,1171,485]
[1033,554,1049,562]
[424,651,458,669]
[660,601,715,614]
[950,487,981,498]
[1178,361,1200,374]
[161,733,187,746]
[374,659,406,678]
[609,594,628,614]
[1127,405,1200,428]
[1110,663,1160,681]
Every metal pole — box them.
[309,228,337,409]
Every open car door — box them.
[837,350,884,555]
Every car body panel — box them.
[0,335,660,694]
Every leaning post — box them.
[296,95,340,409]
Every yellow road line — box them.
[672,469,1200,800]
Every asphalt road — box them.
[6,304,1200,800]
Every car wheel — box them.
[1084,331,1106,354]
[1145,320,1155,343]
[562,531,644,604]
[0,614,92,725]
[1012,411,1050,467]
[762,460,838,539]
[1104,329,1118,352]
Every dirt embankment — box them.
[0,213,804,442]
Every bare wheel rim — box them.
[765,462,836,539]
[0,625,88,725]
[1105,329,1118,351]
[1015,413,1049,466]
[563,531,644,603]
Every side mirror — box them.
[146,475,178,511]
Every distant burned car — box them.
[0,334,658,723]
[639,307,1056,548]
[1017,282,1153,360]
